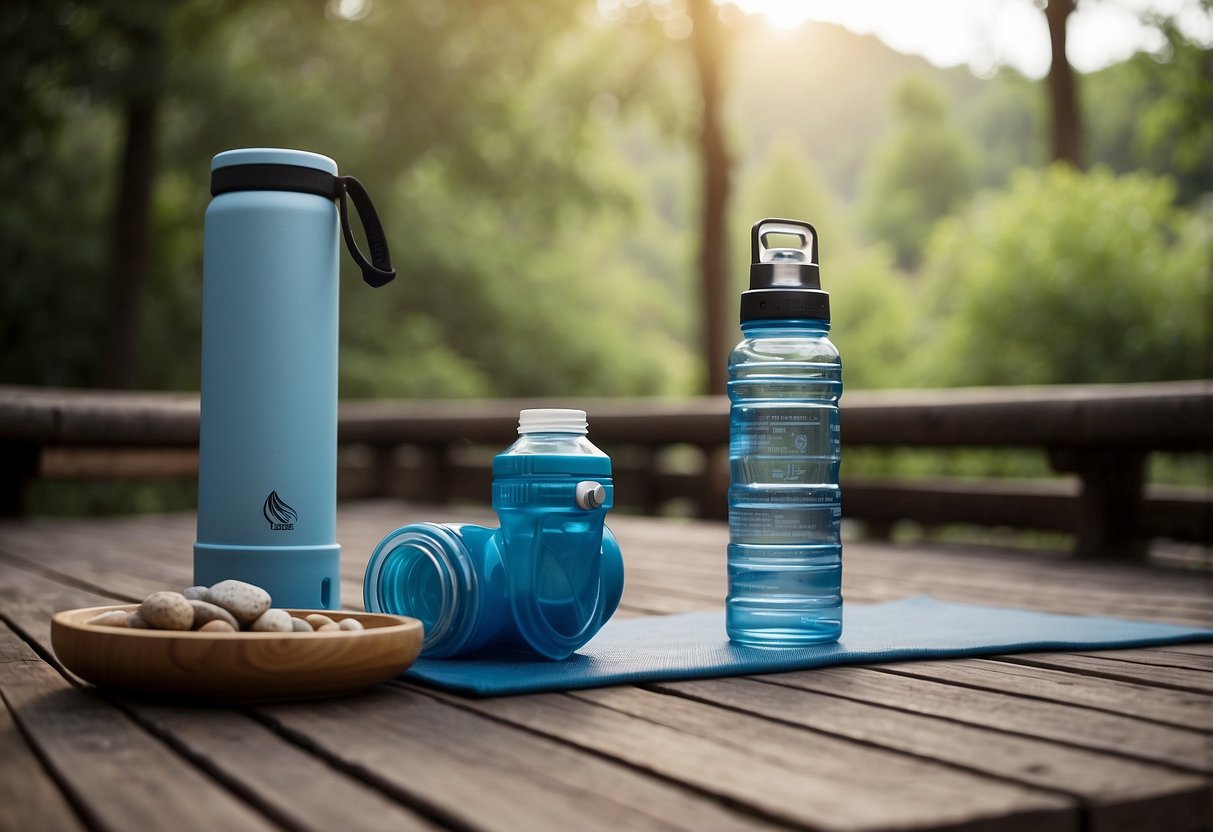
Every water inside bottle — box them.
[727,362,842,646]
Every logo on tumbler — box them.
[794,434,808,453]
[263,491,297,531]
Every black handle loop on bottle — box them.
[210,163,396,288]
[751,218,818,266]
[741,217,829,323]
[337,176,396,288]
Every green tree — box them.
[858,77,977,269]
[1,0,697,398]
[731,136,914,390]
[918,165,1211,386]
[1085,9,1213,205]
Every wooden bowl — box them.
[51,605,423,702]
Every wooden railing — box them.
[1,382,1209,560]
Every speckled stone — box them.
[198,619,236,633]
[86,610,130,628]
[189,600,239,631]
[204,580,271,624]
[290,617,313,632]
[126,612,150,629]
[338,618,364,631]
[305,614,335,629]
[250,608,292,633]
[182,585,209,601]
[139,591,194,631]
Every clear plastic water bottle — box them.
[726,218,842,646]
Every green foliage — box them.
[955,69,1045,188]
[2,2,1210,404]
[918,164,1211,386]
[828,247,917,390]
[1085,13,1213,204]
[858,76,978,269]
[729,136,915,390]
[1,0,697,397]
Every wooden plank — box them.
[0,386,199,446]
[1069,648,1212,672]
[0,622,278,832]
[256,686,784,832]
[128,704,442,832]
[0,688,87,832]
[0,561,446,832]
[841,478,1211,542]
[39,447,200,479]
[994,654,1213,695]
[426,685,1076,832]
[3,380,1209,451]
[0,557,787,832]
[751,666,1211,774]
[652,676,1211,832]
[873,659,1213,731]
[1153,643,1213,659]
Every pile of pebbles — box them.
[85,579,364,634]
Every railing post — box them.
[416,443,453,505]
[0,441,39,517]
[700,445,729,520]
[1049,448,1147,560]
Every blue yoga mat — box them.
[404,597,1213,697]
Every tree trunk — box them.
[688,0,732,394]
[99,95,158,389]
[1044,0,1083,168]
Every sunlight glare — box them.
[747,1,815,30]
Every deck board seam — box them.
[743,673,1213,778]
[404,682,821,832]
[862,664,1213,735]
[1068,652,1213,671]
[0,548,142,605]
[0,670,102,832]
[0,614,286,832]
[985,655,1213,695]
[241,703,489,832]
[636,681,1092,808]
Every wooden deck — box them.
[1,501,1210,832]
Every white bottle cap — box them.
[518,409,588,435]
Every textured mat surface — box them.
[405,596,1213,696]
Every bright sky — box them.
[727,0,1213,78]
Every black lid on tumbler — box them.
[740,218,830,323]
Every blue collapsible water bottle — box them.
[727,219,843,646]
[364,408,624,659]
[194,148,395,609]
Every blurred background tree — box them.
[858,77,978,269]
[917,165,1211,386]
[1,0,1209,402]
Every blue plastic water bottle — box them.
[364,409,624,659]
[194,148,395,609]
[726,219,843,646]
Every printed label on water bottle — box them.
[732,407,838,458]
[729,502,841,544]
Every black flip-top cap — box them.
[741,218,829,322]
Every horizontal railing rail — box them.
[2,381,1209,559]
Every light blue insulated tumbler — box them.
[194,148,394,608]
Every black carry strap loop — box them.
[210,163,395,289]
[338,176,396,288]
